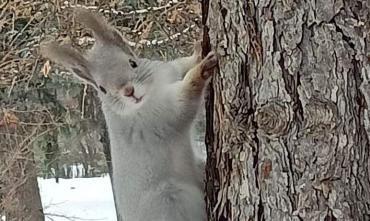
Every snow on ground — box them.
[38,176,117,221]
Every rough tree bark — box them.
[203,0,370,220]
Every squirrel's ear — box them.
[40,42,98,89]
[74,8,136,58]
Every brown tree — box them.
[203,0,370,220]
[0,124,44,221]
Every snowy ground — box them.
[38,176,117,221]
[29,141,205,221]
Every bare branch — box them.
[44,212,105,221]
[61,0,185,16]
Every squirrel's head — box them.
[41,8,152,116]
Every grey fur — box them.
[40,8,216,221]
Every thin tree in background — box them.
[203,0,370,220]
[0,123,45,221]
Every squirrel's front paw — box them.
[201,51,218,79]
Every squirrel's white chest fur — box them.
[101,63,205,221]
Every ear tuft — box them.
[74,8,112,44]
[73,8,136,57]
[41,42,87,69]
[40,41,97,88]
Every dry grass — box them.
[0,0,201,88]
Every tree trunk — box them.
[0,131,45,221]
[203,0,370,220]
[14,153,45,221]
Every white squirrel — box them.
[41,8,217,221]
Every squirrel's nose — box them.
[124,85,134,97]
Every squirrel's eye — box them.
[99,86,107,94]
[129,59,138,68]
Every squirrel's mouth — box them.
[132,95,144,103]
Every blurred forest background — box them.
[0,0,204,220]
